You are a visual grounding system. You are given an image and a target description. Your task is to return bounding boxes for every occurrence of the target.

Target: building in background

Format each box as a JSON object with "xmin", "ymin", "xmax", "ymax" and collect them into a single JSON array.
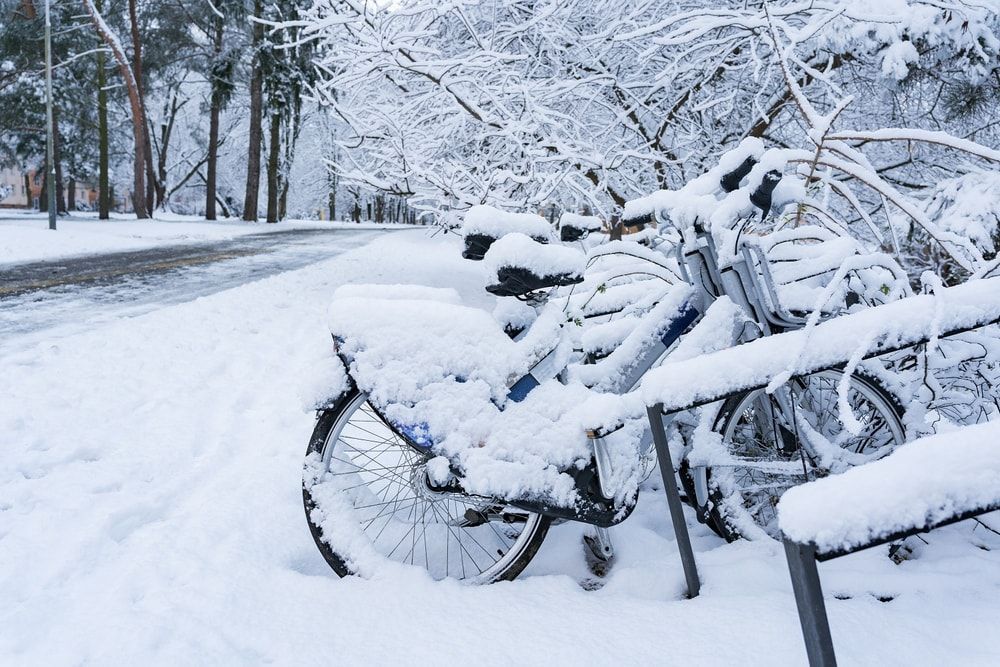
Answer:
[
  {"xmin": 1, "ymin": 165, "xmax": 100, "ymax": 211},
  {"xmin": 0, "ymin": 166, "xmax": 31, "ymax": 208}
]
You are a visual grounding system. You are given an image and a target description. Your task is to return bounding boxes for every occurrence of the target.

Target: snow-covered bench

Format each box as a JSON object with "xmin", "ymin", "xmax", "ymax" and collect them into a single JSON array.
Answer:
[
  {"xmin": 777, "ymin": 422, "xmax": 1000, "ymax": 666},
  {"xmin": 633, "ymin": 276, "xmax": 1000, "ymax": 601}
]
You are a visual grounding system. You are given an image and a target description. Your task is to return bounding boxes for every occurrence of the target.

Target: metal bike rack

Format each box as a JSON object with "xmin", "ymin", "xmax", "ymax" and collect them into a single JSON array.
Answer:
[
  {"xmin": 782, "ymin": 498, "xmax": 1000, "ymax": 667},
  {"xmin": 647, "ymin": 404, "xmax": 701, "ymax": 598},
  {"xmin": 638, "ymin": 297, "xmax": 1000, "ymax": 607},
  {"xmin": 782, "ymin": 540, "xmax": 836, "ymax": 666}
]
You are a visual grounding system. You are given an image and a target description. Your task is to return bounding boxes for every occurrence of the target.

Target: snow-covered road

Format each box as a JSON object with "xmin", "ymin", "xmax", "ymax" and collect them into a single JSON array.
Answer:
[
  {"xmin": 0, "ymin": 228, "xmax": 386, "ymax": 355},
  {"xmin": 2, "ymin": 232, "xmax": 999, "ymax": 665}
]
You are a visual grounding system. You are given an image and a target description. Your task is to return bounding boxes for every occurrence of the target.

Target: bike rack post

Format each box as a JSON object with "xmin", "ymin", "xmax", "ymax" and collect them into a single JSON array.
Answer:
[
  {"xmin": 647, "ymin": 404, "xmax": 700, "ymax": 598},
  {"xmin": 783, "ymin": 539, "xmax": 836, "ymax": 667}
]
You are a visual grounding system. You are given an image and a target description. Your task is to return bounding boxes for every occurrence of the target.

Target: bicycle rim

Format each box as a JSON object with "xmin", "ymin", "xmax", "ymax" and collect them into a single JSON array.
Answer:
[
  {"xmin": 715, "ymin": 369, "xmax": 905, "ymax": 538},
  {"xmin": 311, "ymin": 391, "xmax": 548, "ymax": 583}
]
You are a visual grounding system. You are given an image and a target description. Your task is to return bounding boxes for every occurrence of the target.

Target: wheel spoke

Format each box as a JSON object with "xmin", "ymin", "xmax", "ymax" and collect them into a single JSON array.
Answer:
[
  {"xmin": 715, "ymin": 370, "xmax": 903, "ymax": 539},
  {"xmin": 312, "ymin": 393, "xmax": 540, "ymax": 582}
]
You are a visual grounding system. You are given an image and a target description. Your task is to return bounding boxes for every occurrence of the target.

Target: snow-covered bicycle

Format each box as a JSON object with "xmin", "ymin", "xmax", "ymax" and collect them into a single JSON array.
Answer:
[{"xmin": 303, "ymin": 145, "xmax": 915, "ymax": 582}]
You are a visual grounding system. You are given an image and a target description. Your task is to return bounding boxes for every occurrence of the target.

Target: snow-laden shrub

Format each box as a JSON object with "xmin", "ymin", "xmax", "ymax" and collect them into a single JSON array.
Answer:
[{"xmin": 925, "ymin": 172, "xmax": 1000, "ymax": 260}]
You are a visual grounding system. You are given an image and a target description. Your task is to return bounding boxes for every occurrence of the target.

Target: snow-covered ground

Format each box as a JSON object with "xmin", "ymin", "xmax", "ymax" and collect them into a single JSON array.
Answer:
[
  {"xmin": 2, "ymin": 232, "xmax": 999, "ymax": 665},
  {"xmin": 0, "ymin": 210, "xmax": 413, "ymax": 265}
]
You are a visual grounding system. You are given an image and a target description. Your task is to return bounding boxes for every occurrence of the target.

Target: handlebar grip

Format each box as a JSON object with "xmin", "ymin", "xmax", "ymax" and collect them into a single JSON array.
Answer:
[{"xmin": 720, "ymin": 156, "xmax": 757, "ymax": 193}]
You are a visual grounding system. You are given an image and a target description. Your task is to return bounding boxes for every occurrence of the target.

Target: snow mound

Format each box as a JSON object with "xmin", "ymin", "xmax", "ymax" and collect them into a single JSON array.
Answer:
[
  {"xmin": 493, "ymin": 297, "xmax": 536, "ymax": 332},
  {"xmin": 779, "ymin": 420, "xmax": 1000, "ymax": 552},
  {"xmin": 329, "ymin": 295, "xmax": 523, "ymax": 404},
  {"xmin": 581, "ymin": 315, "xmax": 640, "ymax": 357},
  {"xmin": 462, "ymin": 204, "xmax": 552, "ymax": 239}
]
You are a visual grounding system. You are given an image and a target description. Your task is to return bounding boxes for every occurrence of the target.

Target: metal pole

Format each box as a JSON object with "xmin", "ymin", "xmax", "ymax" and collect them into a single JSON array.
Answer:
[
  {"xmin": 647, "ymin": 404, "xmax": 701, "ymax": 598},
  {"xmin": 44, "ymin": 0, "xmax": 57, "ymax": 230},
  {"xmin": 783, "ymin": 539, "xmax": 837, "ymax": 666}
]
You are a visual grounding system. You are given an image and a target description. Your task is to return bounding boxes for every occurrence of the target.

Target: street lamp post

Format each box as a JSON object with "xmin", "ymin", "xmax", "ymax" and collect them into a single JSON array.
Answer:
[{"xmin": 44, "ymin": 0, "xmax": 57, "ymax": 231}]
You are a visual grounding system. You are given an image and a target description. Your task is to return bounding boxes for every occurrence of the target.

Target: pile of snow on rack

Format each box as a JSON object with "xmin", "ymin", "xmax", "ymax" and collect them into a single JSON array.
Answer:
[{"xmin": 779, "ymin": 420, "xmax": 1000, "ymax": 553}]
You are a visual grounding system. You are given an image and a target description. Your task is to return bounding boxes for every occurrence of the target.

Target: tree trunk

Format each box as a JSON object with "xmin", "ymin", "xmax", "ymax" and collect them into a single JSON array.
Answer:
[
  {"xmin": 82, "ymin": 0, "xmax": 148, "ymax": 219},
  {"xmin": 97, "ymin": 1, "xmax": 110, "ymax": 220},
  {"xmin": 23, "ymin": 173, "xmax": 31, "ymax": 210},
  {"xmin": 266, "ymin": 111, "xmax": 280, "ymax": 223},
  {"xmin": 242, "ymin": 0, "xmax": 264, "ymax": 222},
  {"xmin": 128, "ymin": 0, "xmax": 155, "ymax": 214},
  {"xmin": 155, "ymin": 92, "xmax": 181, "ymax": 210},
  {"xmin": 205, "ymin": 13, "xmax": 224, "ymax": 220},
  {"xmin": 144, "ymin": 130, "xmax": 155, "ymax": 211},
  {"xmin": 39, "ymin": 159, "xmax": 48, "ymax": 212},
  {"xmin": 278, "ymin": 181, "xmax": 289, "ymax": 221},
  {"xmin": 328, "ymin": 177, "xmax": 336, "ymax": 221},
  {"xmin": 68, "ymin": 177, "xmax": 76, "ymax": 211},
  {"xmin": 205, "ymin": 98, "xmax": 221, "ymax": 219},
  {"xmin": 277, "ymin": 96, "xmax": 302, "ymax": 222},
  {"xmin": 53, "ymin": 107, "xmax": 66, "ymax": 214},
  {"xmin": 277, "ymin": 120, "xmax": 292, "ymax": 222}
]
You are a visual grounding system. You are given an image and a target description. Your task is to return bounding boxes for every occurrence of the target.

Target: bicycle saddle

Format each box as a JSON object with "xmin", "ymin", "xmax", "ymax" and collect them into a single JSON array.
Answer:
[
  {"xmin": 462, "ymin": 233, "xmax": 500, "ymax": 260},
  {"xmin": 560, "ymin": 225, "xmax": 588, "ymax": 242},
  {"xmin": 483, "ymin": 232, "xmax": 586, "ymax": 297},
  {"xmin": 461, "ymin": 205, "xmax": 553, "ymax": 260},
  {"xmin": 486, "ymin": 266, "xmax": 584, "ymax": 297},
  {"xmin": 462, "ymin": 232, "xmax": 551, "ymax": 260},
  {"xmin": 559, "ymin": 213, "xmax": 602, "ymax": 242}
]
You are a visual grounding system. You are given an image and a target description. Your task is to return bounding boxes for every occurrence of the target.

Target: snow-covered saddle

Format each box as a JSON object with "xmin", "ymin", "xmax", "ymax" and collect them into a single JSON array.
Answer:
[
  {"xmin": 328, "ymin": 284, "xmax": 528, "ymax": 405},
  {"xmin": 460, "ymin": 205, "xmax": 553, "ymax": 260},
  {"xmin": 483, "ymin": 233, "xmax": 586, "ymax": 297},
  {"xmin": 559, "ymin": 212, "xmax": 603, "ymax": 242}
]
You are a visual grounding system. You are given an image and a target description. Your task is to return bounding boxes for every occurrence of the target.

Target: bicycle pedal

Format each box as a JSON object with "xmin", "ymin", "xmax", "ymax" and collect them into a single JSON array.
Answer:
[
  {"xmin": 583, "ymin": 532, "xmax": 614, "ymax": 559},
  {"xmin": 582, "ymin": 532, "xmax": 615, "ymax": 578},
  {"xmin": 888, "ymin": 540, "xmax": 916, "ymax": 564}
]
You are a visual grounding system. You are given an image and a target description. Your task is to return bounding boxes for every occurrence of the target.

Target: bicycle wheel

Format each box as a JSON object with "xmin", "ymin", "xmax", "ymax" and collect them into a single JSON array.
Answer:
[
  {"xmin": 700, "ymin": 369, "xmax": 905, "ymax": 541},
  {"xmin": 303, "ymin": 387, "xmax": 551, "ymax": 583}
]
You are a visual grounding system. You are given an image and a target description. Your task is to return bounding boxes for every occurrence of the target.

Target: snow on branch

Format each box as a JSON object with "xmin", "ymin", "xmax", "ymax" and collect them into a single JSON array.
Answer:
[{"xmin": 827, "ymin": 129, "xmax": 1000, "ymax": 164}]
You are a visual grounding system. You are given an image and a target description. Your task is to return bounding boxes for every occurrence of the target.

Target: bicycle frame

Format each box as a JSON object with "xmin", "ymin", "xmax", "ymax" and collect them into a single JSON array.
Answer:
[
  {"xmin": 351, "ymin": 215, "xmax": 894, "ymax": 527},
  {"xmin": 495, "ymin": 222, "xmax": 781, "ymax": 518},
  {"xmin": 583, "ymin": 220, "xmax": 878, "ymax": 516}
]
